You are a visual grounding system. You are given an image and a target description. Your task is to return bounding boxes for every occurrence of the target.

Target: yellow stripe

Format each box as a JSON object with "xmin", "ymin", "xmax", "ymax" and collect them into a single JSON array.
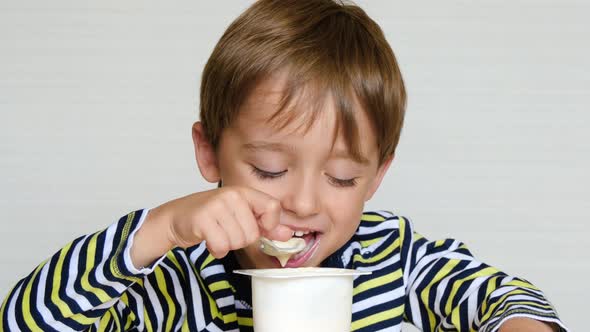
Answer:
[
  {"xmin": 360, "ymin": 214, "xmax": 386, "ymax": 222},
  {"xmin": 353, "ymin": 237, "xmax": 399, "ymax": 264},
  {"xmin": 493, "ymin": 300, "xmax": 553, "ymax": 317},
  {"xmin": 420, "ymin": 259, "xmax": 461, "ymax": 329},
  {"xmin": 190, "ymin": 258, "xmax": 222, "ymax": 320},
  {"xmin": 238, "ymin": 316, "xmax": 253, "ymax": 326},
  {"xmin": 504, "ymin": 279, "xmax": 540, "ymax": 291},
  {"xmin": 350, "ymin": 306, "xmax": 404, "ymax": 331},
  {"xmin": 109, "ymin": 307, "xmax": 122, "ymax": 331},
  {"xmin": 444, "ymin": 266, "xmax": 498, "ymax": 314},
  {"xmin": 181, "ymin": 318, "xmax": 191, "ymax": 332},
  {"xmin": 110, "ymin": 212, "xmax": 141, "ymax": 283},
  {"xmin": 80, "ymin": 232, "xmax": 111, "ymax": 303},
  {"xmin": 353, "ymin": 269, "xmax": 402, "ymax": 296},
  {"xmin": 201, "ymin": 254, "xmax": 215, "ymax": 270},
  {"xmin": 154, "ymin": 268, "xmax": 176, "ymax": 332},
  {"xmin": 398, "ymin": 216, "xmax": 406, "ymax": 235},
  {"xmin": 480, "ymin": 289, "xmax": 529, "ymax": 322},
  {"xmin": 97, "ymin": 310, "xmax": 111, "ymax": 332},
  {"xmin": 208, "ymin": 280, "xmax": 233, "ymax": 293},
  {"xmin": 434, "ymin": 239, "xmax": 447, "ymax": 248},
  {"xmin": 119, "ymin": 293, "xmax": 137, "ymax": 330},
  {"xmin": 479, "ymin": 275, "xmax": 500, "ymax": 315},
  {"xmin": 0, "ymin": 282, "xmax": 20, "ymax": 324},
  {"xmin": 143, "ymin": 303, "xmax": 154, "ymax": 332},
  {"xmin": 49, "ymin": 242, "xmax": 95, "ymax": 325},
  {"xmin": 359, "ymin": 237, "xmax": 382, "ymax": 248},
  {"xmin": 223, "ymin": 312, "xmax": 238, "ymax": 324},
  {"xmin": 166, "ymin": 251, "xmax": 186, "ymax": 279},
  {"xmin": 21, "ymin": 263, "xmax": 45, "ymax": 331}
]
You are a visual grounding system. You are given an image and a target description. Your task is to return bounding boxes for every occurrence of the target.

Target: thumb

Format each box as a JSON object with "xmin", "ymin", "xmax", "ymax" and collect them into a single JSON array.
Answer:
[{"xmin": 263, "ymin": 224, "xmax": 293, "ymax": 242}]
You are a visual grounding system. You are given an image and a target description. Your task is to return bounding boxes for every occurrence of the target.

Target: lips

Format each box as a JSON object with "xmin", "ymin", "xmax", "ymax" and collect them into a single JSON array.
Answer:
[{"xmin": 280, "ymin": 232, "xmax": 320, "ymax": 268}]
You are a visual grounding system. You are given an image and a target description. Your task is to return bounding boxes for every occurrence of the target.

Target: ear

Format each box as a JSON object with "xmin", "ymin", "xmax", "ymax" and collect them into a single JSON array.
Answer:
[
  {"xmin": 192, "ymin": 121, "xmax": 221, "ymax": 183},
  {"xmin": 364, "ymin": 154, "xmax": 394, "ymax": 202}
]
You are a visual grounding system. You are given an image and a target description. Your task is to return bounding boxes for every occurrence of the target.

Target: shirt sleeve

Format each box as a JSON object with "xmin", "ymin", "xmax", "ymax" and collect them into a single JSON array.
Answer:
[
  {"xmin": 0, "ymin": 209, "xmax": 167, "ymax": 331},
  {"xmin": 398, "ymin": 216, "xmax": 568, "ymax": 332}
]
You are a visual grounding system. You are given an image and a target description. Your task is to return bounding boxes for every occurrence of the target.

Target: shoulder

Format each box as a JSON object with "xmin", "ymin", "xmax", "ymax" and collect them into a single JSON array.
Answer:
[
  {"xmin": 356, "ymin": 210, "xmax": 414, "ymax": 244},
  {"xmin": 332, "ymin": 210, "xmax": 415, "ymax": 268}
]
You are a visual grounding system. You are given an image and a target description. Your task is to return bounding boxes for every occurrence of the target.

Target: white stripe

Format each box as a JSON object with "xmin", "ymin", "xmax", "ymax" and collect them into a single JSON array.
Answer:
[
  {"xmin": 491, "ymin": 294, "xmax": 555, "ymax": 315},
  {"xmin": 93, "ymin": 223, "xmax": 128, "ymax": 293},
  {"xmin": 127, "ymin": 287, "xmax": 146, "ymax": 331},
  {"xmin": 122, "ymin": 209, "xmax": 169, "ymax": 275},
  {"xmin": 372, "ymin": 210, "xmax": 396, "ymax": 219},
  {"xmin": 205, "ymin": 321, "xmax": 225, "ymax": 332},
  {"xmin": 402, "ymin": 218, "xmax": 414, "ymax": 298},
  {"xmin": 432, "ymin": 260, "xmax": 482, "ymax": 318},
  {"xmin": 356, "ymin": 252, "xmax": 401, "ymax": 273},
  {"xmin": 407, "ymin": 242, "xmax": 453, "ymax": 329},
  {"xmin": 6, "ymin": 283, "xmax": 23, "ymax": 331},
  {"xmin": 407, "ymin": 239, "xmax": 462, "ymax": 290},
  {"xmin": 357, "ymin": 219, "xmax": 397, "ymax": 235},
  {"xmin": 216, "ymin": 295, "xmax": 235, "ymax": 308},
  {"xmin": 340, "ymin": 233, "xmax": 398, "ymax": 269},
  {"xmin": 352, "ymin": 286, "xmax": 405, "ymax": 313},
  {"xmin": 487, "ymin": 285, "xmax": 517, "ymax": 300},
  {"xmin": 481, "ymin": 313, "xmax": 568, "ymax": 332},
  {"xmin": 34, "ymin": 263, "xmax": 75, "ymax": 330},
  {"xmin": 94, "ymin": 298, "xmax": 118, "ymax": 310},
  {"xmin": 161, "ymin": 262, "xmax": 188, "ymax": 332},
  {"xmin": 201, "ymin": 264, "xmax": 225, "ymax": 279},
  {"xmin": 143, "ymin": 278, "xmax": 164, "ymax": 332},
  {"xmin": 179, "ymin": 252, "xmax": 207, "ymax": 330},
  {"xmin": 407, "ymin": 287, "xmax": 423, "ymax": 330},
  {"xmin": 466, "ymin": 281, "xmax": 481, "ymax": 327},
  {"xmin": 66, "ymin": 234, "xmax": 94, "ymax": 311},
  {"xmin": 189, "ymin": 243, "xmax": 208, "ymax": 264},
  {"xmin": 235, "ymin": 299, "xmax": 251, "ymax": 310},
  {"xmin": 373, "ymin": 325, "xmax": 402, "ymax": 332}
]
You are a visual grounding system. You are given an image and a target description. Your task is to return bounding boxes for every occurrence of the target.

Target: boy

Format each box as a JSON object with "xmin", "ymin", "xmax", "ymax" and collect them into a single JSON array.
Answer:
[{"xmin": 1, "ymin": 0, "xmax": 567, "ymax": 331}]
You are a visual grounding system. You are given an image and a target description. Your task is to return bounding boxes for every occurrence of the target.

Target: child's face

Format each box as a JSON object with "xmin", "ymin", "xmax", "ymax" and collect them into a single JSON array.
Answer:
[{"xmin": 194, "ymin": 75, "xmax": 392, "ymax": 269}]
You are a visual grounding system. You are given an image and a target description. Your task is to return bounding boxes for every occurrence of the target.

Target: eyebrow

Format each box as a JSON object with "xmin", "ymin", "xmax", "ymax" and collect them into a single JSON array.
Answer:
[
  {"xmin": 332, "ymin": 148, "xmax": 370, "ymax": 165},
  {"xmin": 242, "ymin": 141, "xmax": 370, "ymax": 165},
  {"xmin": 242, "ymin": 142, "xmax": 294, "ymax": 153}
]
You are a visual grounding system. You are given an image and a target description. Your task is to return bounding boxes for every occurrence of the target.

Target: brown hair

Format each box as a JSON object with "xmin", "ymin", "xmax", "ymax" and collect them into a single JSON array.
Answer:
[{"xmin": 200, "ymin": 0, "xmax": 406, "ymax": 165}]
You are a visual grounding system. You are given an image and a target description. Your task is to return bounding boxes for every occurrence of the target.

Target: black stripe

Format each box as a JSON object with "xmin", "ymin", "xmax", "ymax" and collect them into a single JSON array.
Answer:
[
  {"xmin": 56, "ymin": 236, "xmax": 85, "ymax": 315},
  {"xmin": 71, "ymin": 235, "xmax": 102, "ymax": 307},
  {"xmin": 159, "ymin": 262, "xmax": 183, "ymax": 329},
  {"xmin": 43, "ymin": 246, "xmax": 85, "ymax": 331}
]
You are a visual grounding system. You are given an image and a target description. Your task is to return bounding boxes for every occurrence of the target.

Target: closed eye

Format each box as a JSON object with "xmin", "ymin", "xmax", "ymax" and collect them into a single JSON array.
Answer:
[
  {"xmin": 250, "ymin": 165, "xmax": 287, "ymax": 180},
  {"xmin": 328, "ymin": 176, "xmax": 357, "ymax": 187}
]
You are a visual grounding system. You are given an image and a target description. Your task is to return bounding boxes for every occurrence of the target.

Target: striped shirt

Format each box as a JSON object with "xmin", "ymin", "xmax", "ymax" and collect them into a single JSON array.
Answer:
[{"xmin": 1, "ymin": 209, "xmax": 567, "ymax": 331}]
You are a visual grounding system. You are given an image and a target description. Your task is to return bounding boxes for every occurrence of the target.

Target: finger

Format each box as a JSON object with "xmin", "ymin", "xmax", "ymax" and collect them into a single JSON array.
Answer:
[
  {"xmin": 231, "ymin": 196, "xmax": 260, "ymax": 245},
  {"xmin": 216, "ymin": 209, "xmax": 247, "ymax": 250},
  {"xmin": 263, "ymin": 224, "xmax": 294, "ymax": 242},
  {"xmin": 200, "ymin": 218, "xmax": 231, "ymax": 259},
  {"xmin": 238, "ymin": 187, "xmax": 282, "ymax": 232}
]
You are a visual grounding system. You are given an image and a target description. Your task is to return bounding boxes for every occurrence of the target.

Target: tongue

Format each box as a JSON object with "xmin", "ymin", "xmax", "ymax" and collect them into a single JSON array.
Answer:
[{"xmin": 289, "ymin": 232, "xmax": 315, "ymax": 261}]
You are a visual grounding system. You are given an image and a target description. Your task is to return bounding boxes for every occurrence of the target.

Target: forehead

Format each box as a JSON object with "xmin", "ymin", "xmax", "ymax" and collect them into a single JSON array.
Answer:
[{"xmin": 232, "ymin": 73, "xmax": 377, "ymax": 163}]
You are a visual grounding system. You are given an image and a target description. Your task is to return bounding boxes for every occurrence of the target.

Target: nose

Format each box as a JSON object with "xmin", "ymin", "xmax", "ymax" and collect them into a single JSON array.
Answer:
[{"xmin": 282, "ymin": 176, "xmax": 320, "ymax": 218}]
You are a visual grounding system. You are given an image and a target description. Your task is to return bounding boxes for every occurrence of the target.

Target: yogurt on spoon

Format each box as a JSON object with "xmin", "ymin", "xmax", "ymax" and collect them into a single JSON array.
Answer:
[{"xmin": 259, "ymin": 237, "xmax": 306, "ymax": 267}]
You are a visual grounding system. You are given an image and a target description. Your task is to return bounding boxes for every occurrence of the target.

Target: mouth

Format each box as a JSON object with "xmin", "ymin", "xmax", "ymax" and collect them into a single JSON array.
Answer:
[{"xmin": 276, "ymin": 231, "xmax": 321, "ymax": 268}]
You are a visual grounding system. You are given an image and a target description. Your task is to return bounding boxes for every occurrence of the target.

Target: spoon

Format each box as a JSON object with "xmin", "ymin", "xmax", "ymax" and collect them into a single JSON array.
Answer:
[{"xmin": 259, "ymin": 237, "xmax": 306, "ymax": 267}]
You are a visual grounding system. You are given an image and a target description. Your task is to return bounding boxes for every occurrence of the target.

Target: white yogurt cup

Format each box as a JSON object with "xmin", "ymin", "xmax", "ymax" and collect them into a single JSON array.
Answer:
[{"xmin": 234, "ymin": 267, "xmax": 370, "ymax": 332}]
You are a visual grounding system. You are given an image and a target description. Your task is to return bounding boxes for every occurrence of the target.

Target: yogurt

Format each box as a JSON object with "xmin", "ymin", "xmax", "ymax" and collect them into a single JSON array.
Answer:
[{"xmin": 235, "ymin": 268, "xmax": 371, "ymax": 332}]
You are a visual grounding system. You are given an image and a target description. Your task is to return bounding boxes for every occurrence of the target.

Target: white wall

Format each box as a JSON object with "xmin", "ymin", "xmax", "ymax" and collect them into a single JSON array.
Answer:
[{"xmin": 0, "ymin": 1, "xmax": 587, "ymax": 330}]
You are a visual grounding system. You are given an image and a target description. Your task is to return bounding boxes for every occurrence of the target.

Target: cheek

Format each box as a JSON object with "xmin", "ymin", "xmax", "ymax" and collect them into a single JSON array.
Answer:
[{"xmin": 326, "ymin": 192, "xmax": 366, "ymax": 235}]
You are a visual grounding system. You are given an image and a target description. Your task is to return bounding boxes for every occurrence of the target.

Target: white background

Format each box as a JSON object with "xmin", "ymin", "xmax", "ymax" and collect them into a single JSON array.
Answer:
[{"xmin": 0, "ymin": 1, "xmax": 588, "ymax": 330}]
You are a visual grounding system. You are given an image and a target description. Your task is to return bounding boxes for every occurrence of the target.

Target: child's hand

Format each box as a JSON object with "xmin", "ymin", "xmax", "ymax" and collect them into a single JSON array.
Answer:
[{"xmin": 131, "ymin": 187, "xmax": 294, "ymax": 268}]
